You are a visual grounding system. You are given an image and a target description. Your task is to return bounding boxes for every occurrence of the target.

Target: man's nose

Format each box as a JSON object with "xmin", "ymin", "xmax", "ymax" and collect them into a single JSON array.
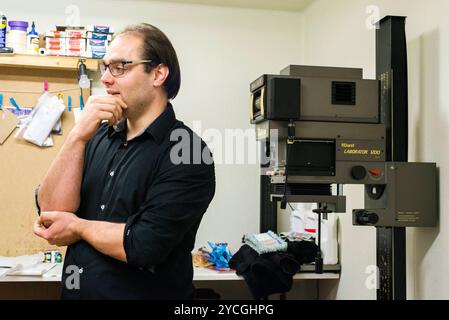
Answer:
[{"xmin": 101, "ymin": 68, "xmax": 115, "ymax": 86}]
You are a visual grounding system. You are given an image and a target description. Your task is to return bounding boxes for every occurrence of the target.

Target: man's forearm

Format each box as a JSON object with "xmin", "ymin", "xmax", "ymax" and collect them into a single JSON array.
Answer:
[
  {"xmin": 38, "ymin": 133, "xmax": 86, "ymax": 212},
  {"xmin": 75, "ymin": 219, "xmax": 127, "ymax": 262}
]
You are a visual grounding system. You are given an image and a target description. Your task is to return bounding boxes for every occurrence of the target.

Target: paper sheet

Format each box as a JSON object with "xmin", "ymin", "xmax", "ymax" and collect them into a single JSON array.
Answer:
[
  {"xmin": 0, "ymin": 108, "xmax": 19, "ymax": 144},
  {"xmin": 0, "ymin": 252, "xmax": 44, "ymax": 268},
  {"xmin": 5, "ymin": 106, "xmax": 33, "ymax": 128},
  {"xmin": 73, "ymin": 107, "xmax": 83, "ymax": 123},
  {"xmin": 0, "ymin": 252, "xmax": 47, "ymax": 277},
  {"xmin": 23, "ymin": 94, "xmax": 65, "ymax": 146},
  {"xmin": 6, "ymin": 262, "xmax": 57, "ymax": 276}
]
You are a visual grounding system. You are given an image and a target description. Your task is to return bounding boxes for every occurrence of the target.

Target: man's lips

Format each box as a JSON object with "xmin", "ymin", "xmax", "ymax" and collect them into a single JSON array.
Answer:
[{"xmin": 107, "ymin": 89, "xmax": 120, "ymax": 95}]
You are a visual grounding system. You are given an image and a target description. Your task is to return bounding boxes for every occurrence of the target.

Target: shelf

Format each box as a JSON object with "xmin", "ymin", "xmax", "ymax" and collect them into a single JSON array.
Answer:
[
  {"xmin": 0, "ymin": 54, "xmax": 98, "ymax": 72},
  {"xmin": 271, "ymin": 194, "xmax": 347, "ymax": 213},
  {"xmin": 193, "ymin": 266, "xmax": 340, "ymax": 281},
  {"xmin": 0, "ymin": 264, "xmax": 340, "ymax": 283}
]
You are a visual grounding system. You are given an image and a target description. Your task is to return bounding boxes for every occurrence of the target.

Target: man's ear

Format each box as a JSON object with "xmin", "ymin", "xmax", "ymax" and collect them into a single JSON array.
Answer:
[{"xmin": 153, "ymin": 64, "xmax": 169, "ymax": 89}]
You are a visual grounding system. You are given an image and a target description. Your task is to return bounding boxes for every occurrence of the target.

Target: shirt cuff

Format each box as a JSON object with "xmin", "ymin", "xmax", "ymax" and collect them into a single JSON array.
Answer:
[{"xmin": 123, "ymin": 214, "xmax": 155, "ymax": 272}]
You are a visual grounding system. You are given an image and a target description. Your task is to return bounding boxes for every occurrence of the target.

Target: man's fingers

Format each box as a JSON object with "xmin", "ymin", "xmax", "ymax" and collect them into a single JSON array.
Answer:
[
  {"xmin": 33, "ymin": 218, "xmax": 47, "ymax": 238},
  {"xmin": 103, "ymin": 94, "xmax": 128, "ymax": 110},
  {"xmin": 86, "ymin": 95, "xmax": 127, "ymax": 125},
  {"xmin": 104, "ymin": 95, "xmax": 128, "ymax": 110},
  {"xmin": 96, "ymin": 110, "xmax": 117, "ymax": 125},
  {"xmin": 94, "ymin": 105, "xmax": 119, "ymax": 125},
  {"xmin": 90, "ymin": 95, "xmax": 128, "ymax": 110},
  {"xmin": 114, "ymin": 96, "xmax": 128, "ymax": 110},
  {"xmin": 110, "ymin": 104, "xmax": 122, "ymax": 124},
  {"xmin": 93, "ymin": 103, "xmax": 123, "ymax": 125},
  {"xmin": 35, "ymin": 221, "xmax": 56, "ymax": 244},
  {"xmin": 40, "ymin": 211, "xmax": 60, "ymax": 224}
]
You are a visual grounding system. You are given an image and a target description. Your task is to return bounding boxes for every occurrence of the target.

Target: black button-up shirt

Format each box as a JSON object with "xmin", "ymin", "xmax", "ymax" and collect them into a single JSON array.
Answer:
[{"xmin": 61, "ymin": 103, "xmax": 215, "ymax": 299}]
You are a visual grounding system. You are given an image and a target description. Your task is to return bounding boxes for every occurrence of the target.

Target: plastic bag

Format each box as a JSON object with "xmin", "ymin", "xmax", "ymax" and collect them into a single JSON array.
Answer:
[{"xmin": 15, "ymin": 92, "xmax": 65, "ymax": 146}]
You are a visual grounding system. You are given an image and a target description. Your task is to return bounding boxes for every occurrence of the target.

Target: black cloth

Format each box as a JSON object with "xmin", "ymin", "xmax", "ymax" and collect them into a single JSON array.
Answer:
[
  {"xmin": 229, "ymin": 245, "xmax": 301, "ymax": 300},
  {"xmin": 286, "ymin": 239, "xmax": 318, "ymax": 264},
  {"xmin": 60, "ymin": 103, "xmax": 215, "ymax": 299}
]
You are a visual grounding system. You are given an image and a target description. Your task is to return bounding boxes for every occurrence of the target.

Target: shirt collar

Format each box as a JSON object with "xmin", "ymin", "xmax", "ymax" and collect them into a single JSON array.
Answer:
[{"xmin": 108, "ymin": 103, "xmax": 177, "ymax": 144}]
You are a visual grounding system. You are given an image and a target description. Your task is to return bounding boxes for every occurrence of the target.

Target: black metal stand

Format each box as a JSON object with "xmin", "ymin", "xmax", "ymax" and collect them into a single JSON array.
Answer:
[
  {"xmin": 312, "ymin": 206, "xmax": 332, "ymax": 274},
  {"xmin": 376, "ymin": 227, "xmax": 407, "ymax": 300},
  {"xmin": 376, "ymin": 15, "xmax": 408, "ymax": 300},
  {"xmin": 260, "ymin": 174, "xmax": 276, "ymax": 233}
]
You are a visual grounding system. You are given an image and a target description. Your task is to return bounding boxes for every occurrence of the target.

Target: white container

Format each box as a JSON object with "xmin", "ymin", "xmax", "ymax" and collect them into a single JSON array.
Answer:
[
  {"xmin": 319, "ymin": 213, "xmax": 338, "ymax": 265},
  {"xmin": 7, "ymin": 29, "xmax": 27, "ymax": 53}
]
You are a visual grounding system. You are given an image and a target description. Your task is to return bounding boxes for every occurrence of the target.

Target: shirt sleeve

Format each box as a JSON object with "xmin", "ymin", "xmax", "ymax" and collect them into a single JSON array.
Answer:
[{"xmin": 123, "ymin": 140, "xmax": 215, "ymax": 270}]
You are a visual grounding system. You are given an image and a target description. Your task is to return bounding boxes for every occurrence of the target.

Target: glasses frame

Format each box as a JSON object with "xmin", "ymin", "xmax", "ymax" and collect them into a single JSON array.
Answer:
[{"xmin": 100, "ymin": 60, "xmax": 154, "ymax": 77}]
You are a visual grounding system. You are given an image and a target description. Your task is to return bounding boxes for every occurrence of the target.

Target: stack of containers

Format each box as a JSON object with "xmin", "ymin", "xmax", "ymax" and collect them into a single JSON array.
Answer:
[
  {"xmin": 86, "ymin": 25, "xmax": 113, "ymax": 59},
  {"xmin": 45, "ymin": 25, "xmax": 112, "ymax": 58},
  {"xmin": 65, "ymin": 27, "xmax": 86, "ymax": 57},
  {"xmin": 46, "ymin": 27, "xmax": 87, "ymax": 57},
  {"xmin": 45, "ymin": 30, "xmax": 66, "ymax": 56}
]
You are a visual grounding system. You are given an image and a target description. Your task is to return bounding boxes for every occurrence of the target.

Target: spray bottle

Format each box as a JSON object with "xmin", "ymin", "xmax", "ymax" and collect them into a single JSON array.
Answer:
[{"xmin": 0, "ymin": 13, "xmax": 7, "ymax": 49}]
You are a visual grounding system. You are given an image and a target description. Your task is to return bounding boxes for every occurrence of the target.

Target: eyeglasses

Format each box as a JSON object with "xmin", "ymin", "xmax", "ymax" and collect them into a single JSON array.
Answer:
[{"xmin": 100, "ymin": 60, "xmax": 153, "ymax": 77}]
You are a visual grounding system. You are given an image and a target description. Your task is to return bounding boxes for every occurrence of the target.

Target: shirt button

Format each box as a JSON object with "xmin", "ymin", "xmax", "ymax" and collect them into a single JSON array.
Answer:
[
  {"xmin": 100, "ymin": 204, "xmax": 105, "ymax": 211},
  {"xmin": 79, "ymin": 268, "xmax": 83, "ymax": 274},
  {"xmin": 109, "ymin": 171, "xmax": 115, "ymax": 177}
]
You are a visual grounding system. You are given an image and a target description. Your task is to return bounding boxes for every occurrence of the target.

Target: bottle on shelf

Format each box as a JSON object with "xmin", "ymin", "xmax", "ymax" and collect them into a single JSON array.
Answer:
[
  {"xmin": 0, "ymin": 13, "xmax": 7, "ymax": 49},
  {"xmin": 27, "ymin": 21, "xmax": 39, "ymax": 55}
]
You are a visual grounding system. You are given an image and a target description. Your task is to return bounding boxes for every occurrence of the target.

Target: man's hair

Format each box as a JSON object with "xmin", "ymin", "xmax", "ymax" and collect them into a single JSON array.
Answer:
[{"xmin": 118, "ymin": 23, "xmax": 181, "ymax": 100}]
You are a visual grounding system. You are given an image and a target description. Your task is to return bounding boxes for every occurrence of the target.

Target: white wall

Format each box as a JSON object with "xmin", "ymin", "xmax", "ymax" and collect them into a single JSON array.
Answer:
[
  {"xmin": 2, "ymin": 0, "xmax": 304, "ymax": 253},
  {"xmin": 303, "ymin": 0, "xmax": 449, "ymax": 299}
]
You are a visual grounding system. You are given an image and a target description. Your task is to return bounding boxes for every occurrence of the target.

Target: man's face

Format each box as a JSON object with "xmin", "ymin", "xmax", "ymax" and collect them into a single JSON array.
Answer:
[{"xmin": 100, "ymin": 34, "xmax": 154, "ymax": 119}]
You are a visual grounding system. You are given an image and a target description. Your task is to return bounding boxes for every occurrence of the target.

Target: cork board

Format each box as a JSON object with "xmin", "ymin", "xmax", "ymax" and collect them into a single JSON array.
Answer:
[{"xmin": 0, "ymin": 66, "xmax": 91, "ymax": 256}]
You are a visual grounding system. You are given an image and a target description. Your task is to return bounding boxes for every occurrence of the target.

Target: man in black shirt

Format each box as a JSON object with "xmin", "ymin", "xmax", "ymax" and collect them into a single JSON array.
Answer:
[{"xmin": 34, "ymin": 23, "xmax": 215, "ymax": 299}]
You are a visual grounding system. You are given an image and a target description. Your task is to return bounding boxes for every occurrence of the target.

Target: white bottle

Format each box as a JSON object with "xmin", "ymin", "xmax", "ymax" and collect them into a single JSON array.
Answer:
[{"xmin": 319, "ymin": 213, "xmax": 339, "ymax": 265}]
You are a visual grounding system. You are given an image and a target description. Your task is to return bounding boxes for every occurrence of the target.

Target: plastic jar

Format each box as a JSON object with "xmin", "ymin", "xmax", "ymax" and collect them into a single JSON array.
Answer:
[{"xmin": 7, "ymin": 20, "xmax": 28, "ymax": 54}]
